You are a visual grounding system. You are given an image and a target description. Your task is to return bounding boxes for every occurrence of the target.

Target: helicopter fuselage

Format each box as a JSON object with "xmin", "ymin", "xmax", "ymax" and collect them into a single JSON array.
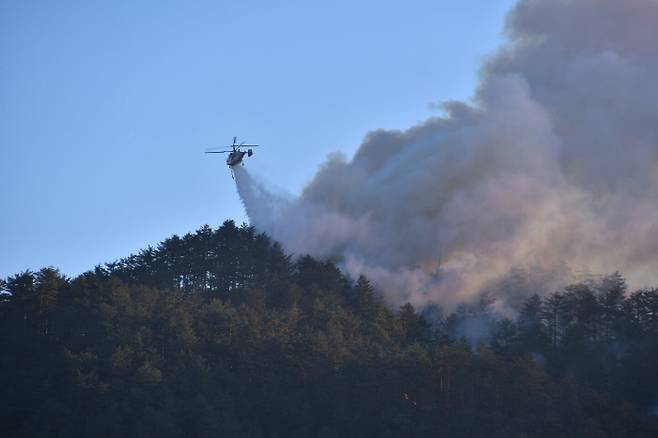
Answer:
[{"xmin": 227, "ymin": 151, "xmax": 247, "ymax": 166}]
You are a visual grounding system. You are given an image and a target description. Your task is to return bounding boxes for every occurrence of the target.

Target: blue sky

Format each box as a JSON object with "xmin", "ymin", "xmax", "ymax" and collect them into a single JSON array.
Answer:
[{"xmin": 1, "ymin": 0, "xmax": 515, "ymax": 278}]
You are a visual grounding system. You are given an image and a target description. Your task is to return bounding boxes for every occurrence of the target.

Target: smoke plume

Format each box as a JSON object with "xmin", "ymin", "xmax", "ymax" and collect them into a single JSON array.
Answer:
[{"xmin": 235, "ymin": 0, "xmax": 658, "ymax": 310}]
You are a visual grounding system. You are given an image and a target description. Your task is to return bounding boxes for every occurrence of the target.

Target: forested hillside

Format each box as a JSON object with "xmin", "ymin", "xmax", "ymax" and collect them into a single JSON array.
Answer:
[{"xmin": 2, "ymin": 221, "xmax": 658, "ymax": 437}]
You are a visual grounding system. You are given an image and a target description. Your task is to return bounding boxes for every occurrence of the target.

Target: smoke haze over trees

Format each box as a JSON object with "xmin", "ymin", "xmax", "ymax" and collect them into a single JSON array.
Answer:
[
  {"xmin": 234, "ymin": 0, "xmax": 658, "ymax": 310},
  {"xmin": 2, "ymin": 222, "xmax": 658, "ymax": 437}
]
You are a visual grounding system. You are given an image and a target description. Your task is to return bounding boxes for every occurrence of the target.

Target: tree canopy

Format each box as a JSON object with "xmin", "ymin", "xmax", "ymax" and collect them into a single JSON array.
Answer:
[{"xmin": 1, "ymin": 221, "xmax": 657, "ymax": 437}]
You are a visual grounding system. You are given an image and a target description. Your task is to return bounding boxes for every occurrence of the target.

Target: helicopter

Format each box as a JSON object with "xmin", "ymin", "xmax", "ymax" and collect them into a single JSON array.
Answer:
[{"xmin": 205, "ymin": 136, "xmax": 259, "ymax": 168}]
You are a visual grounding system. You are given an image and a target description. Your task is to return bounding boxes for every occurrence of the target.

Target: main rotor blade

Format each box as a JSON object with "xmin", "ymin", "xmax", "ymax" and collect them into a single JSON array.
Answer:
[
  {"xmin": 208, "ymin": 145, "xmax": 239, "ymax": 149},
  {"xmin": 205, "ymin": 150, "xmax": 231, "ymax": 154}
]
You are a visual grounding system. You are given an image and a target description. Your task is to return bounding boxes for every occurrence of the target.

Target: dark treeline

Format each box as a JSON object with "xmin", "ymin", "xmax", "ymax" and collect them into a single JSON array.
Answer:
[{"xmin": 1, "ymin": 221, "xmax": 657, "ymax": 437}]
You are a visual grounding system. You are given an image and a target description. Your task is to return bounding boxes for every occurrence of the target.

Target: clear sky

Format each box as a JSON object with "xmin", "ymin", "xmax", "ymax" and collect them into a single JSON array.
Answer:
[{"xmin": 1, "ymin": 0, "xmax": 516, "ymax": 279}]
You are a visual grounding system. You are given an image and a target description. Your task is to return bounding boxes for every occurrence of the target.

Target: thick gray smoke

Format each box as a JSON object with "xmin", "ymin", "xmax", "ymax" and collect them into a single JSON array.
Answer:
[{"xmin": 235, "ymin": 0, "xmax": 658, "ymax": 311}]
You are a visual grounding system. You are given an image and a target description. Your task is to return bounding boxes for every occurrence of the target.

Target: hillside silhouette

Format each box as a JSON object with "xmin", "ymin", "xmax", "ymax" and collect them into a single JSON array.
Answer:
[{"xmin": 2, "ymin": 221, "xmax": 658, "ymax": 437}]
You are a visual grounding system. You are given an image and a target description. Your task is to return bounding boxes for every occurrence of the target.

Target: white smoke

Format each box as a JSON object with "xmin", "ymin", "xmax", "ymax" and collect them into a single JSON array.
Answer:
[{"xmin": 235, "ymin": 0, "xmax": 658, "ymax": 310}]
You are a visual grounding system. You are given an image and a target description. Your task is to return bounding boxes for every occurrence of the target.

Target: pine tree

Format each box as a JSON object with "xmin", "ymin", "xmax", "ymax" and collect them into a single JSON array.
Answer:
[
  {"xmin": 598, "ymin": 272, "xmax": 627, "ymax": 342},
  {"xmin": 517, "ymin": 294, "xmax": 548, "ymax": 352}
]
